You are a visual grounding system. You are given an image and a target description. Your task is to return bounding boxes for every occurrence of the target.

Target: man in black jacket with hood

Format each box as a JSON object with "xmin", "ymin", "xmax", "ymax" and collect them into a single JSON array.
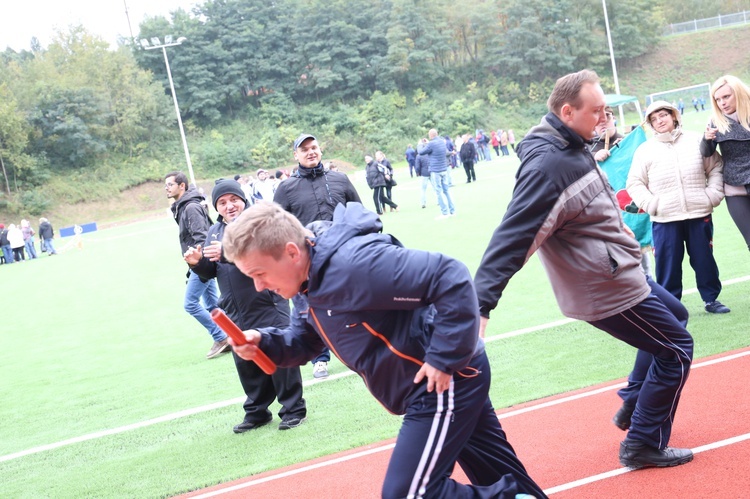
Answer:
[
  {"xmin": 165, "ymin": 171, "xmax": 228, "ymax": 359},
  {"xmin": 185, "ymin": 179, "xmax": 306, "ymax": 432},
  {"xmin": 273, "ymin": 134, "xmax": 362, "ymax": 379}
]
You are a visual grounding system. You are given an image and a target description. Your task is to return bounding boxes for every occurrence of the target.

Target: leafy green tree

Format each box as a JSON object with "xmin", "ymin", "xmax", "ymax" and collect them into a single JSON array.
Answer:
[{"xmin": 0, "ymin": 84, "xmax": 34, "ymax": 193}]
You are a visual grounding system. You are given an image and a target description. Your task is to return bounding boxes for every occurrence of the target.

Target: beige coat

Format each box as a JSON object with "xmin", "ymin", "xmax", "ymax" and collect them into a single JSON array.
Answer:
[{"xmin": 627, "ymin": 129, "xmax": 724, "ymax": 223}]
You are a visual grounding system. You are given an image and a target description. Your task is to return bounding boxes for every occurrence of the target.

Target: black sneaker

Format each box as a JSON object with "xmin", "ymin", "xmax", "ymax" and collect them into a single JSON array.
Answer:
[
  {"xmin": 278, "ymin": 416, "xmax": 307, "ymax": 430},
  {"xmin": 233, "ymin": 416, "xmax": 272, "ymax": 434},
  {"xmin": 612, "ymin": 403, "xmax": 634, "ymax": 431},
  {"xmin": 619, "ymin": 439, "xmax": 693, "ymax": 469},
  {"xmin": 704, "ymin": 301, "xmax": 730, "ymax": 314}
]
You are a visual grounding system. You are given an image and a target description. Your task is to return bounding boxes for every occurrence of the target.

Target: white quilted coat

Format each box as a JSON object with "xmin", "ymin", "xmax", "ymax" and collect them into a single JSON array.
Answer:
[{"xmin": 627, "ymin": 129, "xmax": 724, "ymax": 223}]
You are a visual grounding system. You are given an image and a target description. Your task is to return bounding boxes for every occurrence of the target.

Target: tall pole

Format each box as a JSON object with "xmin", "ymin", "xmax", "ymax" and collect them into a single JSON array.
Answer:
[
  {"xmin": 142, "ymin": 37, "xmax": 196, "ymax": 187},
  {"xmin": 602, "ymin": 0, "xmax": 625, "ymax": 127}
]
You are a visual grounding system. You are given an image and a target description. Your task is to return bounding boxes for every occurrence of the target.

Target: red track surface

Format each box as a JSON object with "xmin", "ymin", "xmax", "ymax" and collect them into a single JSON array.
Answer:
[{"xmin": 181, "ymin": 348, "xmax": 750, "ymax": 498}]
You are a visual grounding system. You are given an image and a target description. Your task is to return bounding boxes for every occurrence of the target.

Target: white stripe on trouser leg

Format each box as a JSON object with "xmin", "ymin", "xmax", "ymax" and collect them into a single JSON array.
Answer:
[{"xmin": 407, "ymin": 380, "xmax": 455, "ymax": 499}]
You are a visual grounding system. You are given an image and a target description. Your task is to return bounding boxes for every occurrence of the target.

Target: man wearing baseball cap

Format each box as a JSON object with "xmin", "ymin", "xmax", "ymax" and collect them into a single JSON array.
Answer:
[
  {"xmin": 273, "ymin": 133, "xmax": 362, "ymax": 379},
  {"xmin": 185, "ymin": 179, "xmax": 307, "ymax": 432}
]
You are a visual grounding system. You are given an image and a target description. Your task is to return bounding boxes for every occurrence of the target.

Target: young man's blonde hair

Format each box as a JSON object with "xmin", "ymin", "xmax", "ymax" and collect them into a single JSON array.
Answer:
[
  {"xmin": 547, "ymin": 69, "xmax": 600, "ymax": 115},
  {"xmin": 709, "ymin": 75, "xmax": 750, "ymax": 133},
  {"xmin": 223, "ymin": 202, "xmax": 308, "ymax": 262}
]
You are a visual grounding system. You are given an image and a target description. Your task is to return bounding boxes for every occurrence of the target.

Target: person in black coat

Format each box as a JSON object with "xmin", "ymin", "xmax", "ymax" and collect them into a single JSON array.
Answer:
[
  {"xmin": 185, "ymin": 179, "xmax": 307, "ymax": 432},
  {"xmin": 459, "ymin": 134, "xmax": 477, "ymax": 183}
]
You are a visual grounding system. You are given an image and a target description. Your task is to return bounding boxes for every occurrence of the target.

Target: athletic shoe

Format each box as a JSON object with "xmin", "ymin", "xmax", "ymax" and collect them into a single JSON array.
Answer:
[
  {"xmin": 612, "ymin": 403, "xmax": 634, "ymax": 431},
  {"xmin": 313, "ymin": 361, "xmax": 329, "ymax": 379},
  {"xmin": 618, "ymin": 439, "xmax": 693, "ymax": 469},
  {"xmin": 233, "ymin": 416, "xmax": 273, "ymax": 434},
  {"xmin": 206, "ymin": 339, "xmax": 231, "ymax": 359},
  {"xmin": 278, "ymin": 416, "xmax": 307, "ymax": 430},
  {"xmin": 704, "ymin": 301, "xmax": 730, "ymax": 314}
]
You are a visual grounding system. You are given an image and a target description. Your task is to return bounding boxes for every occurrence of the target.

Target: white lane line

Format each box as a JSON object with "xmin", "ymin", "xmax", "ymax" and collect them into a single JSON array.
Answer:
[
  {"xmin": 544, "ymin": 431, "xmax": 750, "ymax": 495},
  {"xmin": 176, "ymin": 350, "xmax": 750, "ymax": 498}
]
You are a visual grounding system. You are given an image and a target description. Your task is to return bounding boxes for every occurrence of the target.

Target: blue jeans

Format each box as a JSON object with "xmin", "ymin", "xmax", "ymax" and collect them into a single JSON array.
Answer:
[
  {"xmin": 184, "ymin": 270, "xmax": 225, "ymax": 342},
  {"xmin": 430, "ymin": 171, "xmax": 455, "ymax": 215},
  {"xmin": 1, "ymin": 244, "xmax": 12, "ymax": 263},
  {"xmin": 420, "ymin": 176, "xmax": 431, "ymax": 207},
  {"xmin": 25, "ymin": 238, "xmax": 38, "ymax": 259},
  {"xmin": 43, "ymin": 238, "xmax": 57, "ymax": 254},
  {"xmin": 480, "ymin": 143, "xmax": 492, "ymax": 161}
]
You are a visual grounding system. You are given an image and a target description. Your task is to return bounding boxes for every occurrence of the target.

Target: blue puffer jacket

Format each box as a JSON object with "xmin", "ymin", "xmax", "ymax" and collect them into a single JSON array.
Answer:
[
  {"xmin": 417, "ymin": 137, "xmax": 449, "ymax": 173},
  {"xmin": 258, "ymin": 202, "xmax": 484, "ymax": 415}
]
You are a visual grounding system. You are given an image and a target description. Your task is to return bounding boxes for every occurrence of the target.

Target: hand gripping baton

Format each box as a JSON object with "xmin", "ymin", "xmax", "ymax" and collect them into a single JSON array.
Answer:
[{"xmin": 210, "ymin": 308, "xmax": 277, "ymax": 374}]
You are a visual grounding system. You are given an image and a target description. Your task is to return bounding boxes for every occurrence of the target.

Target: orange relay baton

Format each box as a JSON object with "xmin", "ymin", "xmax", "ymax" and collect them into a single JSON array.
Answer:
[{"xmin": 210, "ymin": 308, "xmax": 277, "ymax": 375}]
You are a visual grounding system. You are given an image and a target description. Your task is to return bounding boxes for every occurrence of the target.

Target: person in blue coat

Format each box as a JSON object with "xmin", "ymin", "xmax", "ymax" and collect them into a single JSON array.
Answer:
[{"xmin": 222, "ymin": 201, "xmax": 546, "ymax": 499}]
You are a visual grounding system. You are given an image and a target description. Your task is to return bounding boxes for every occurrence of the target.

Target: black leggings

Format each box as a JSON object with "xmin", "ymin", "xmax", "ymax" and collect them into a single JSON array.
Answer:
[
  {"xmin": 13, "ymin": 247, "xmax": 25, "ymax": 262},
  {"xmin": 725, "ymin": 195, "xmax": 750, "ymax": 250}
]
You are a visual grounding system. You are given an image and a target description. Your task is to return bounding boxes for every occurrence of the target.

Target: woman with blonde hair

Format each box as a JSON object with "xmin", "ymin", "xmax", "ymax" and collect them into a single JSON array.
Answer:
[{"xmin": 701, "ymin": 75, "xmax": 750, "ymax": 250}]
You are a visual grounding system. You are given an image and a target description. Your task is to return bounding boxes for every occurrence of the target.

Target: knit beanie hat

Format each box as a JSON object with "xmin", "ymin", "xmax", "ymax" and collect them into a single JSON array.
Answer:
[{"xmin": 211, "ymin": 179, "xmax": 247, "ymax": 210}]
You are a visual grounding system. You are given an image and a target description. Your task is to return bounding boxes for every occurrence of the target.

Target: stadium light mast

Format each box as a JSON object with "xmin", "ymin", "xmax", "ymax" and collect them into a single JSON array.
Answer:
[
  {"xmin": 140, "ymin": 36, "xmax": 196, "ymax": 187},
  {"xmin": 602, "ymin": 0, "xmax": 625, "ymax": 127}
]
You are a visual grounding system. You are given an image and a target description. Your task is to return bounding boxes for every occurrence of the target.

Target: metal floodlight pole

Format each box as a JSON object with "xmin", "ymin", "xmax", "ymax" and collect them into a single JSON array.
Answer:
[
  {"xmin": 142, "ymin": 37, "xmax": 196, "ymax": 187},
  {"xmin": 602, "ymin": 0, "xmax": 625, "ymax": 128}
]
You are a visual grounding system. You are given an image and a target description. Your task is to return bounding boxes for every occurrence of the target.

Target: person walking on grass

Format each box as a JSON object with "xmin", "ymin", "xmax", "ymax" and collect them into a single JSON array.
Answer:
[
  {"xmin": 473, "ymin": 69, "xmax": 694, "ymax": 471},
  {"xmin": 185, "ymin": 179, "xmax": 307, "ymax": 433},
  {"xmin": 223, "ymin": 201, "xmax": 546, "ymax": 499},
  {"xmin": 38, "ymin": 217, "xmax": 58, "ymax": 255},
  {"xmin": 165, "ymin": 171, "xmax": 229, "ymax": 360},
  {"xmin": 418, "ymin": 128, "xmax": 456, "ymax": 219}
]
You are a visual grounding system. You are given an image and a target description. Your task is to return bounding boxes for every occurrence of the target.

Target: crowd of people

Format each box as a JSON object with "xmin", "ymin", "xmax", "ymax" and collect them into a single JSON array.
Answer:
[
  {"xmin": 0, "ymin": 217, "xmax": 58, "ymax": 264},
  {"xmin": 155, "ymin": 70, "xmax": 750, "ymax": 497}
]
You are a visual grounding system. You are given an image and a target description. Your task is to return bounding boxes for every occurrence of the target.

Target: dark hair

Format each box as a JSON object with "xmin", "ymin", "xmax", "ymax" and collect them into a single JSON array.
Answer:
[{"xmin": 165, "ymin": 171, "xmax": 189, "ymax": 188}]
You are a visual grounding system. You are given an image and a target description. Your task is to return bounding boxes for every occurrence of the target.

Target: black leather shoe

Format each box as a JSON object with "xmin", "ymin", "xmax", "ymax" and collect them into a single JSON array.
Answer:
[
  {"xmin": 704, "ymin": 301, "xmax": 730, "ymax": 314},
  {"xmin": 278, "ymin": 416, "xmax": 307, "ymax": 430},
  {"xmin": 619, "ymin": 439, "xmax": 693, "ymax": 469},
  {"xmin": 233, "ymin": 416, "xmax": 272, "ymax": 434},
  {"xmin": 612, "ymin": 403, "xmax": 634, "ymax": 431}
]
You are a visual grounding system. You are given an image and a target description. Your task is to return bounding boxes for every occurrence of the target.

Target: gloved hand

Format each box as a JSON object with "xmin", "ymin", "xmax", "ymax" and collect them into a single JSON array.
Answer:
[{"xmin": 624, "ymin": 201, "xmax": 640, "ymax": 214}]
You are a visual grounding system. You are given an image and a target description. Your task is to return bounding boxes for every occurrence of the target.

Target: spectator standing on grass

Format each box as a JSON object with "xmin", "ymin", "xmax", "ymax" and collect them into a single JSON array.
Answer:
[
  {"xmin": 473, "ymin": 69, "xmax": 694, "ymax": 470},
  {"xmin": 0, "ymin": 224, "xmax": 11, "ymax": 264},
  {"xmin": 165, "ymin": 171, "xmax": 229, "ymax": 360},
  {"xmin": 223, "ymin": 201, "xmax": 547, "ymax": 499},
  {"xmin": 38, "ymin": 217, "xmax": 57, "ymax": 255},
  {"xmin": 508, "ymin": 129, "xmax": 517, "ymax": 152},
  {"xmin": 459, "ymin": 133, "xmax": 477, "ymax": 183},
  {"xmin": 252, "ymin": 169, "xmax": 275, "ymax": 202},
  {"xmin": 499, "ymin": 129, "xmax": 510, "ymax": 156},
  {"xmin": 21, "ymin": 219, "xmax": 37, "ymax": 259},
  {"xmin": 185, "ymin": 179, "xmax": 307, "ymax": 433},
  {"xmin": 491, "ymin": 130, "xmax": 500, "ymax": 157},
  {"xmin": 405, "ymin": 144, "xmax": 417, "ymax": 177},
  {"xmin": 274, "ymin": 133, "xmax": 362, "ymax": 379},
  {"xmin": 8, "ymin": 223, "xmax": 25, "ymax": 262},
  {"xmin": 701, "ymin": 75, "xmax": 750, "ymax": 256},
  {"xmin": 418, "ymin": 128, "xmax": 456, "ymax": 219},
  {"xmin": 628, "ymin": 100, "xmax": 728, "ymax": 314},
  {"xmin": 365, "ymin": 155, "xmax": 398, "ymax": 215},
  {"xmin": 414, "ymin": 139, "xmax": 432, "ymax": 209}
]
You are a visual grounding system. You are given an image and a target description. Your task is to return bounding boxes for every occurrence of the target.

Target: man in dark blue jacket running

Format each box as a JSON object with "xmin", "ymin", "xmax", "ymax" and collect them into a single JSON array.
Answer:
[{"xmin": 222, "ymin": 201, "xmax": 545, "ymax": 499}]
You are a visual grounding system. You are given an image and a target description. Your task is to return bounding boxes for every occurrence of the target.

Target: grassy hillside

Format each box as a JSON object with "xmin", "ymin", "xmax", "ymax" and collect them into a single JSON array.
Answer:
[{"xmin": 11, "ymin": 24, "xmax": 750, "ymax": 228}]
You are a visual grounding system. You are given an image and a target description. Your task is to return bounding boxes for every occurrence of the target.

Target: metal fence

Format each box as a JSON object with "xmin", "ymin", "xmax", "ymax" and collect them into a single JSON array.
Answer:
[{"xmin": 665, "ymin": 11, "xmax": 750, "ymax": 36}]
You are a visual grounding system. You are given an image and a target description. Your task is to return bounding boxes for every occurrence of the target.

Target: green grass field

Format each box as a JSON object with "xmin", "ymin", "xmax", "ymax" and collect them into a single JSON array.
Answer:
[{"xmin": 3, "ymin": 116, "xmax": 750, "ymax": 497}]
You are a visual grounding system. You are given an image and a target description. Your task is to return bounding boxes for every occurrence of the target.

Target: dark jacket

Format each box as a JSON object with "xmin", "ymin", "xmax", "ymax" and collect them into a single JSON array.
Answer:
[
  {"xmin": 417, "ymin": 137, "xmax": 449, "ymax": 173},
  {"xmin": 191, "ymin": 217, "xmax": 290, "ymax": 330},
  {"xmin": 38, "ymin": 221, "xmax": 55, "ymax": 240},
  {"xmin": 0, "ymin": 228, "xmax": 8, "ymax": 246},
  {"xmin": 365, "ymin": 160, "xmax": 387, "ymax": 189},
  {"xmin": 258, "ymin": 203, "xmax": 483, "ymax": 415},
  {"xmin": 414, "ymin": 153, "xmax": 430, "ymax": 177},
  {"xmin": 273, "ymin": 163, "xmax": 361, "ymax": 225},
  {"xmin": 405, "ymin": 147, "xmax": 417, "ymax": 165},
  {"xmin": 459, "ymin": 141, "xmax": 477, "ymax": 163},
  {"xmin": 701, "ymin": 116, "xmax": 750, "ymax": 186},
  {"xmin": 170, "ymin": 188, "xmax": 212, "ymax": 256},
  {"xmin": 474, "ymin": 112, "xmax": 649, "ymax": 322}
]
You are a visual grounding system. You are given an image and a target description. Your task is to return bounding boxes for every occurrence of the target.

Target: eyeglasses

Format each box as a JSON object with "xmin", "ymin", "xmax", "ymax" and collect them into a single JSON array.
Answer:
[
  {"xmin": 165, "ymin": 182, "xmax": 177, "ymax": 188},
  {"xmin": 649, "ymin": 111, "xmax": 672, "ymax": 123}
]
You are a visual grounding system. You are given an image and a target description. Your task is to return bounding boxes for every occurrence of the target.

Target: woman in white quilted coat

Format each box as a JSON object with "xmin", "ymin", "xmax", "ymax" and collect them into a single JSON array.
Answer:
[{"xmin": 627, "ymin": 100, "xmax": 729, "ymax": 314}]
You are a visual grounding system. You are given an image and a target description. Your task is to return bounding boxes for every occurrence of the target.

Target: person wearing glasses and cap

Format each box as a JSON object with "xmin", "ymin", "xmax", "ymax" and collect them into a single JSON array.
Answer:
[{"xmin": 273, "ymin": 133, "xmax": 362, "ymax": 379}]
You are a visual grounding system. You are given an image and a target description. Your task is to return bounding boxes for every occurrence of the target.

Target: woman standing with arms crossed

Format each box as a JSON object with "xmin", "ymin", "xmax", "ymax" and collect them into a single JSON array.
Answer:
[{"xmin": 701, "ymin": 75, "xmax": 750, "ymax": 250}]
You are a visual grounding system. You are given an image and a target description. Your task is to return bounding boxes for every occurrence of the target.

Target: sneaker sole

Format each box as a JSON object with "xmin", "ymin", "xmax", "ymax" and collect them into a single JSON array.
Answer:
[
  {"xmin": 278, "ymin": 417, "xmax": 307, "ymax": 430},
  {"xmin": 233, "ymin": 417, "xmax": 273, "ymax": 434},
  {"xmin": 620, "ymin": 452, "xmax": 694, "ymax": 470}
]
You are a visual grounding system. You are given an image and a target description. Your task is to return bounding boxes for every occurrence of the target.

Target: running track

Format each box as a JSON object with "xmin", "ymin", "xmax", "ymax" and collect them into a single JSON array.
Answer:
[{"xmin": 180, "ymin": 348, "xmax": 750, "ymax": 498}]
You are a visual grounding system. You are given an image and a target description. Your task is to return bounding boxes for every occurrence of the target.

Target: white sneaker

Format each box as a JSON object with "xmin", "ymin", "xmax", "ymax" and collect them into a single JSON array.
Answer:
[{"xmin": 313, "ymin": 361, "xmax": 329, "ymax": 379}]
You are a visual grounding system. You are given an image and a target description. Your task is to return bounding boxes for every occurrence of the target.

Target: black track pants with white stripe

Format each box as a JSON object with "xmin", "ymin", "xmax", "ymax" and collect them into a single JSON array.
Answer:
[{"xmin": 382, "ymin": 351, "xmax": 547, "ymax": 499}]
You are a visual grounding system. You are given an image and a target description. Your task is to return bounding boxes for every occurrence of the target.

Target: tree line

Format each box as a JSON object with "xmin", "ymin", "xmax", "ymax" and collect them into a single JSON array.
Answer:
[{"xmin": 0, "ymin": 0, "xmax": 741, "ymax": 215}]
